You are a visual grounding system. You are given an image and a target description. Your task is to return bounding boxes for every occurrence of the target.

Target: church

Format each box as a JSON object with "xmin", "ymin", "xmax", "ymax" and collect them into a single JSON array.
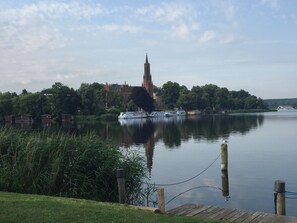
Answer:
[
  {"xmin": 104, "ymin": 54, "xmax": 154, "ymax": 107},
  {"xmin": 142, "ymin": 54, "xmax": 154, "ymax": 98}
]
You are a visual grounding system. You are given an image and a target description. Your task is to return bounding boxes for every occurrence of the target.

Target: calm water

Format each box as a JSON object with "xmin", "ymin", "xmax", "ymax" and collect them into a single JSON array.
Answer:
[
  {"xmin": 112, "ymin": 111, "xmax": 297, "ymax": 216},
  {"xmin": 6, "ymin": 111, "xmax": 297, "ymax": 215}
]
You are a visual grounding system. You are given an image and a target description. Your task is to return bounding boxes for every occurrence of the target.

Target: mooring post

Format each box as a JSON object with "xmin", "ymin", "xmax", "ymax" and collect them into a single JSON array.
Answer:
[
  {"xmin": 274, "ymin": 180, "xmax": 286, "ymax": 215},
  {"xmin": 116, "ymin": 168, "xmax": 126, "ymax": 204},
  {"xmin": 157, "ymin": 188, "xmax": 165, "ymax": 213},
  {"xmin": 221, "ymin": 143, "xmax": 228, "ymax": 171}
]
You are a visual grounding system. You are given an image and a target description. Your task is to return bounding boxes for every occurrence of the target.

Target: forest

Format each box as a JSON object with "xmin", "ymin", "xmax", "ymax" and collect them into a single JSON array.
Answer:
[{"xmin": 0, "ymin": 81, "xmax": 267, "ymax": 119}]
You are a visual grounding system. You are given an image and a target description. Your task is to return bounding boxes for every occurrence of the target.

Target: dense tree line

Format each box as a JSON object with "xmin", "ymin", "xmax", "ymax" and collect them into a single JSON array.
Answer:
[
  {"xmin": 0, "ymin": 81, "xmax": 267, "ymax": 120},
  {"xmin": 158, "ymin": 81, "xmax": 267, "ymax": 112}
]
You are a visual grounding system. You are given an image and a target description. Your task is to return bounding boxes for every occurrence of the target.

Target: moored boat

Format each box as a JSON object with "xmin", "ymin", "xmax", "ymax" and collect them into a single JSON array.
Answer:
[
  {"xmin": 164, "ymin": 111, "xmax": 177, "ymax": 117},
  {"xmin": 118, "ymin": 111, "xmax": 148, "ymax": 119},
  {"xmin": 164, "ymin": 109, "xmax": 186, "ymax": 117},
  {"xmin": 149, "ymin": 111, "xmax": 166, "ymax": 118},
  {"xmin": 176, "ymin": 109, "xmax": 186, "ymax": 116}
]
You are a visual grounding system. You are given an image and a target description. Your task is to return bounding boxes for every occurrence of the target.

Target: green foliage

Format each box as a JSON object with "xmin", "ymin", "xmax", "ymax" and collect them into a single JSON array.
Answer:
[
  {"xmin": 42, "ymin": 82, "xmax": 80, "ymax": 116},
  {"xmin": 161, "ymin": 81, "xmax": 180, "ymax": 109},
  {"xmin": 0, "ymin": 92, "xmax": 18, "ymax": 118},
  {"xmin": 0, "ymin": 128, "xmax": 146, "ymax": 203},
  {"xmin": 77, "ymin": 83, "xmax": 106, "ymax": 115},
  {"xmin": 15, "ymin": 92, "xmax": 50, "ymax": 117},
  {"xmin": 131, "ymin": 87, "xmax": 154, "ymax": 112},
  {"xmin": 0, "ymin": 81, "xmax": 267, "ymax": 120},
  {"xmin": 159, "ymin": 83, "xmax": 267, "ymax": 112}
]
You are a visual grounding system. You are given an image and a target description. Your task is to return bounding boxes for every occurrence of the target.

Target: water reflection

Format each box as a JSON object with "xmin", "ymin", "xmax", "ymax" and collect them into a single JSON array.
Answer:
[
  {"xmin": 221, "ymin": 170, "xmax": 229, "ymax": 200},
  {"xmin": 117, "ymin": 115, "xmax": 264, "ymax": 148},
  {"xmin": 116, "ymin": 115, "xmax": 264, "ymax": 171}
]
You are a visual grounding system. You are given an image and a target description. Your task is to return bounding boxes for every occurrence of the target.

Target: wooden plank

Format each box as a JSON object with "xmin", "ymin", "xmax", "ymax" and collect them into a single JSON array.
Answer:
[
  {"xmin": 246, "ymin": 213, "xmax": 270, "ymax": 223},
  {"xmin": 167, "ymin": 204, "xmax": 197, "ymax": 215},
  {"xmin": 285, "ymin": 216, "xmax": 297, "ymax": 223},
  {"xmin": 257, "ymin": 214, "xmax": 293, "ymax": 223},
  {"xmin": 240, "ymin": 211, "xmax": 266, "ymax": 223},
  {"xmin": 198, "ymin": 206, "xmax": 221, "ymax": 218},
  {"xmin": 168, "ymin": 204, "xmax": 297, "ymax": 223},
  {"xmin": 221, "ymin": 209, "xmax": 242, "ymax": 220},
  {"xmin": 176, "ymin": 204, "xmax": 202, "ymax": 216},
  {"xmin": 234, "ymin": 212, "xmax": 257, "ymax": 223},
  {"xmin": 202, "ymin": 207, "xmax": 226, "ymax": 218},
  {"xmin": 227, "ymin": 210, "xmax": 248, "ymax": 221},
  {"xmin": 215, "ymin": 208, "xmax": 238, "ymax": 220},
  {"xmin": 186, "ymin": 205, "xmax": 212, "ymax": 217},
  {"xmin": 207, "ymin": 207, "xmax": 233, "ymax": 220}
]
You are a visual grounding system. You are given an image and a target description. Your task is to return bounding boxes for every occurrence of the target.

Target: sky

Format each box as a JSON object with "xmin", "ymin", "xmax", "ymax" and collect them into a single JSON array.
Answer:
[{"xmin": 0, "ymin": 0, "xmax": 297, "ymax": 99}]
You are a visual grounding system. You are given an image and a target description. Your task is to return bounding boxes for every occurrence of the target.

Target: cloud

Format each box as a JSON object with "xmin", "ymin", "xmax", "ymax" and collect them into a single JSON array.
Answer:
[
  {"xmin": 174, "ymin": 23, "xmax": 190, "ymax": 39},
  {"xmin": 2, "ymin": 2, "xmax": 105, "ymax": 22},
  {"xmin": 97, "ymin": 24, "xmax": 142, "ymax": 33},
  {"xmin": 135, "ymin": 2, "xmax": 199, "ymax": 39},
  {"xmin": 199, "ymin": 30, "xmax": 216, "ymax": 43},
  {"xmin": 135, "ymin": 3, "xmax": 194, "ymax": 23},
  {"xmin": 261, "ymin": 0, "xmax": 280, "ymax": 8},
  {"xmin": 0, "ymin": 24, "xmax": 68, "ymax": 54}
]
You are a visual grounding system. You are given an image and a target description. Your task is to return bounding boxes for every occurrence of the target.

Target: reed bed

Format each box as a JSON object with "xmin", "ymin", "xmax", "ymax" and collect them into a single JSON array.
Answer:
[{"xmin": 0, "ymin": 127, "xmax": 145, "ymax": 203}]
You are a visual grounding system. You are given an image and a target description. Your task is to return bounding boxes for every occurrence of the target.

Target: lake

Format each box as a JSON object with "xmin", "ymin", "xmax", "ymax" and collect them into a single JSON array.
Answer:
[
  {"xmin": 4, "ymin": 111, "xmax": 297, "ymax": 216},
  {"xmin": 108, "ymin": 111, "xmax": 297, "ymax": 216}
]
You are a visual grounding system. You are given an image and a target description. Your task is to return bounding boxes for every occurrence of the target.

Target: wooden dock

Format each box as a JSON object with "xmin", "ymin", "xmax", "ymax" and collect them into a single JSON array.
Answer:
[{"xmin": 167, "ymin": 204, "xmax": 297, "ymax": 222}]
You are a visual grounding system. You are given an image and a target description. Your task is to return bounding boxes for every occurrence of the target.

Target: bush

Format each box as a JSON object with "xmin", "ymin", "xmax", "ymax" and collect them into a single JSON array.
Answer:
[{"xmin": 0, "ymin": 127, "xmax": 146, "ymax": 203}]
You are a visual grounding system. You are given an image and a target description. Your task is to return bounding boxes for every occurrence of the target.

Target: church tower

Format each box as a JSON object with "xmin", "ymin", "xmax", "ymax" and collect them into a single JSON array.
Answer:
[{"xmin": 142, "ymin": 54, "xmax": 154, "ymax": 98}]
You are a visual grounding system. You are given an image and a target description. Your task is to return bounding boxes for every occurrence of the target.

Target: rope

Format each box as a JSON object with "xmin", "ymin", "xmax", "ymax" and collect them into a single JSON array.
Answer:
[
  {"xmin": 146, "ymin": 152, "xmax": 221, "ymax": 187},
  {"xmin": 166, "ymin": 185, "xmax": 222, "ymax": 205},
  {"xmin": 285, "ymin": 191, "xmax": 297, "ymax": 196},
  {"xmin": 285, "ymin": 197, "xmax": 297, "ymax": 200}
]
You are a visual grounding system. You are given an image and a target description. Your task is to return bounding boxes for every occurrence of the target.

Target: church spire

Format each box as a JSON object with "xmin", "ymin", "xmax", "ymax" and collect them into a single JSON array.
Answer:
[{"xmin": 143, "ymin": 53, "xmax": 153, "ymax": 98}]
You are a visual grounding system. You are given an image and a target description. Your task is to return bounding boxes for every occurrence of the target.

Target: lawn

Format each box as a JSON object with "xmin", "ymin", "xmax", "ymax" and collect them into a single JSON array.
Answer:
[{"xmin": 0, "ymin": 192, "xmax": 227, "ymax": 223}]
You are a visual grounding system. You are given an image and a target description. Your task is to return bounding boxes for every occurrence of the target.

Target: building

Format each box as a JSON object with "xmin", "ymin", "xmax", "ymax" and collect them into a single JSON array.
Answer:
[
  {"xmin": 104, "ymin": 54, "xmax": 154, "ymax": 108},
  {"xmin": 142, "ymin": 54, "xmax": 154, "ymax": 98}
]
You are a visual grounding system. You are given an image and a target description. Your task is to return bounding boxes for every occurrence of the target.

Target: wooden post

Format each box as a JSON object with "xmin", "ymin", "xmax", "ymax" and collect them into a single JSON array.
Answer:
[
  {"xmin": 274, "ymin": 180, "xmax": 286, "ymax": 215},
  {"xmin": 221, "ymin": 143, "xmax": 228, "ymax": 171},
  {"xmin": 116, "ymin": 168, "xmax": 126, "ymax": 204},
  {"xmin": 157, "ymin": 188, "xmax": 165, "ymax": 213}
]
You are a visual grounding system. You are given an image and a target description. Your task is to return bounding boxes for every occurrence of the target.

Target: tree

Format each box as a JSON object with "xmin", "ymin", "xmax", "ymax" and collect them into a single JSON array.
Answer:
[
  {"xmin": 214, "ymin": 87, "xmax": 229, "ymax": 110},
  {"xmin": 161, "ymin": 81, "xmax": 180, "ymax": 109},
  {"xmin": 244, "ymin": 96, "xmax": 258, "ymax": 109},
  {"xmin": 201, "ymin": 84, "xmax": 219, "ymax": 111},
  {"xmin": 0, "ymin": 92, "xmax": 17, "ymax": 118},
  {"xmin": 17, "ymin": 92, "xmax": 50, "ymax": 117},
  {"xmin": 177, "ymin": 86, "xmax": 195, "ymax": 110},
  {"xmin": 42, "ymin": 82, "xmax": 80, "ymax": 116},
  {"xmin": 131, "ymin": 87, "xmax": 154, "ymax": 112},
  {"xmin": 77, "ymin": 83, "xmax": 105, "ymax": 115}
]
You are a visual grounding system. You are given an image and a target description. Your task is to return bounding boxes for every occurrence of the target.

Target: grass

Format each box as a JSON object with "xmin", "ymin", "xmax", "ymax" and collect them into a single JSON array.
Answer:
[
  {"xmin": 0, "ymin": 191, "xmax": 228, "ymax": 223},
  {"xmin": 0, "ymin": 128, "xmax": 145, "ymax": 204}
]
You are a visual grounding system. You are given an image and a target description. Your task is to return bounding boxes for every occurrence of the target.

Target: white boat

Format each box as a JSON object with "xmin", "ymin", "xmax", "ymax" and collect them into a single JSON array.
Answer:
[
  {"xmin": 164, "ymin": 111, "xmax": 177, "ymax": 117},
  {"xmin": 176, "ymin": 109, "xmax": 186, "ymax": 116},
  {"xmin": 118, "ymin": 111, "xmax": 148, "ymax": 119},
  {"xmin": 164, "ymin": 109, "xmax": 186, "ymax": 117},
  {"xmin": 149, "ymin": 111, "xmax": 166, "ymax": 118}
]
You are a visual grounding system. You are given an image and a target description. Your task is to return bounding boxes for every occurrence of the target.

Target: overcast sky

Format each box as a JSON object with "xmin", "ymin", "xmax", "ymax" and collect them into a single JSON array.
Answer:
[{"xmin": 1, "ymin": 0, "xmax": 297, "ymax": 99}]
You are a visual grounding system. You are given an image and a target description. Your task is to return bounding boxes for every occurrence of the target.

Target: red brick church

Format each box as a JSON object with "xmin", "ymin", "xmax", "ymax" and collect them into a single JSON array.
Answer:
[{"xmin": 104, "ymin": 54, "xmax": 154, "ymax": 107}]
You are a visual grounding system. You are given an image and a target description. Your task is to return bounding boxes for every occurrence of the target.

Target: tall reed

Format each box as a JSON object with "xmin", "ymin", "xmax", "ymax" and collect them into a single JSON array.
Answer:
[{"xmin": 0, "ymin": 127, "xmax": 146, "ymax": 203}]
